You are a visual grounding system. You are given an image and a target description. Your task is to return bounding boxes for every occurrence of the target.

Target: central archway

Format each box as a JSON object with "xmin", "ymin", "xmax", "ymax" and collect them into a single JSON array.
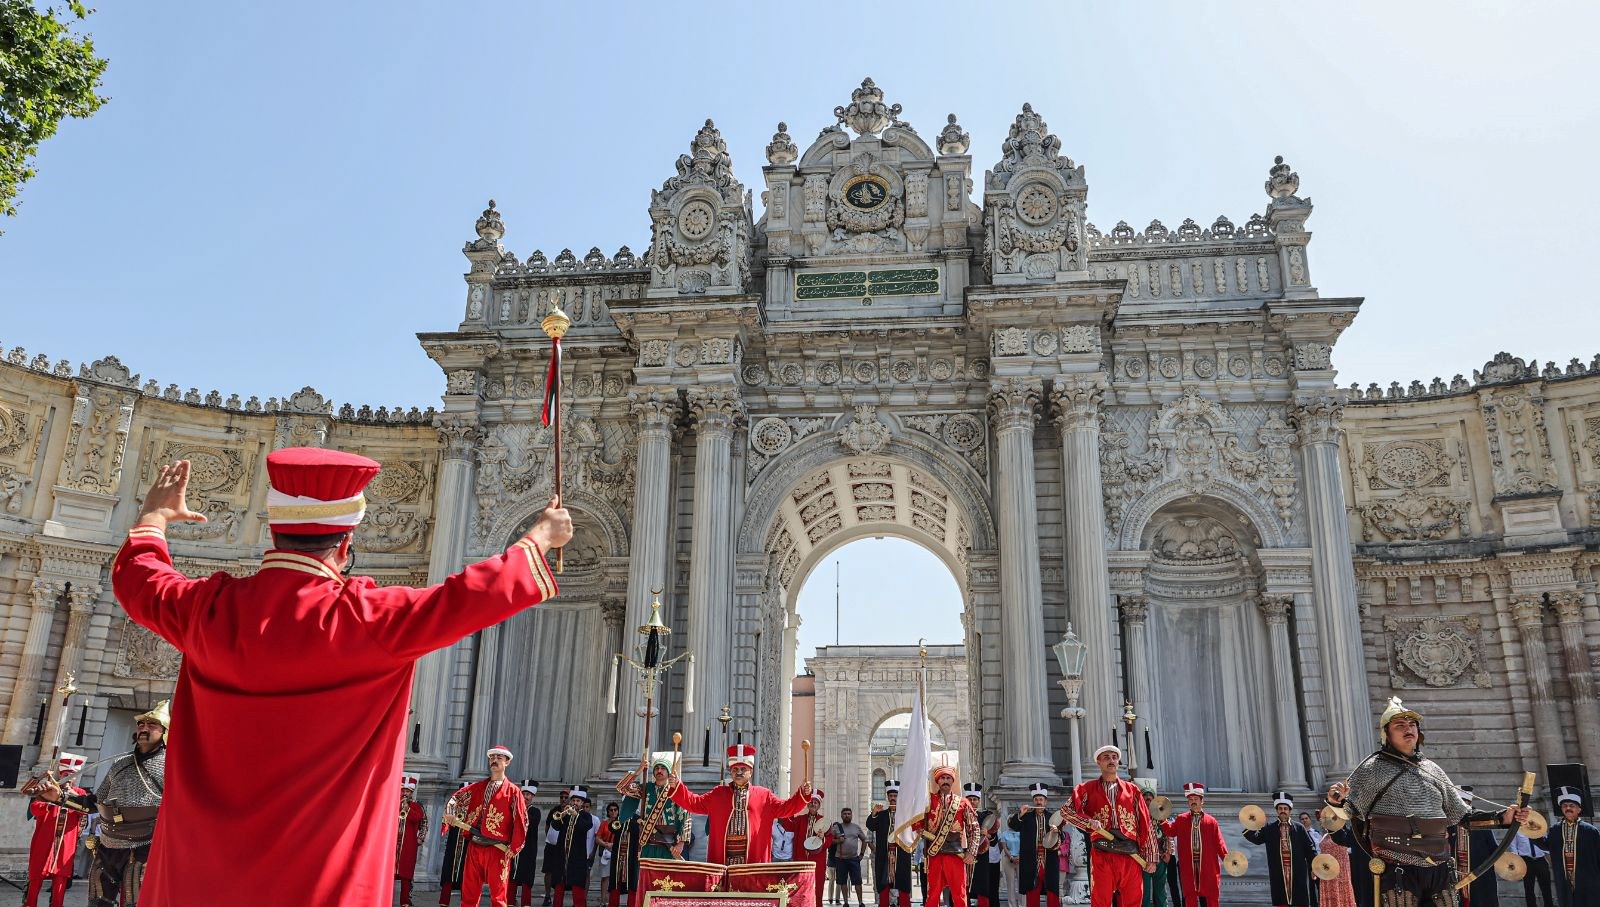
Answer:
[{"xmin": 733, "ymin": 428, "xmax": 1000, "ymax": 790}]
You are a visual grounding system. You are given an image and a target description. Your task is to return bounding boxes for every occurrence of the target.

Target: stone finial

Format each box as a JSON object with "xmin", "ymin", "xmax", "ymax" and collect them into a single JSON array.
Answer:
[
  {"xmin": 1000, "ymin": 103, "xmax": 1064, "ymax": 168},
  {"xmin": 474, "ymin": 199, "xmax": 504, "ymax": 244},
  {"xmin": 937, "ymin": 113, "xmax": 970, "ymax": 155},
  {"xmin": 1265, "ymin": 155, "xmax": 1300, "ymax": 200},
  {"xmin": 834, "ymin": 77, "xmax": 903, "ymax": 137},
  {"xmin": 765, "ymin": 122, "xmax": 798, "ymax": 166}
]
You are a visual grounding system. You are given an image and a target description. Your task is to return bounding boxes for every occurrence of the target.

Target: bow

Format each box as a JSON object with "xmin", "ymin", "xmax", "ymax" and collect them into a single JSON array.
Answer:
[{"xmin": 1453, "ymin": 771, "xmax": 1535, "ymax": 891}]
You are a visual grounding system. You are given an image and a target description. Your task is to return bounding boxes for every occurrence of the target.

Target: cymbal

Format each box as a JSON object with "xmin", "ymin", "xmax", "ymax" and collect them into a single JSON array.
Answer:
[
  {"xmin": 1312, "ymin": 854, "xmax": 1340, "ymax": 881},
  {"xmin": 1319, "ymin": 804, "xmax": 1348, "ymax": 833},
  {"xmin": 1224, "ymin": 851, "xmax": 1250, "ymax": 877},
  {"xmin": 1495, "ymin": 852, "xmax": 1527, "ymax": 882},
  {"xmin": 1239, "ymin": 805, "xmax": 1267, "ymax": 831},
  {"xmin": 1521, "ymin": 810, "xmax": 1549, "ymax": 838},
  {"xmin": 1151, "ymin": 795, "xmax": 1173, "ymax": 823}
]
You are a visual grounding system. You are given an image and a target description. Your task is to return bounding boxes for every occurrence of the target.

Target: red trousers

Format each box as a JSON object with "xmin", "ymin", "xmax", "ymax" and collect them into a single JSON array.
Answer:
[
  {"xmin": 462, "ymin": 843, "xmax": 513, "ymax": 907},
  {"xmin": 926, "ymin": 853, "xmax": 968, "ymax": 907},
  {"xmin": 23, "ymin": 870, "xmax": 70, "ymax": 907},
  {"xmin": 878, "ymin": 890, "xmax": 911, "ymax": 907},
  {"xmin": 1028, "ymin": 864, "xmax": 1062, "ymax": 907},
  {"xmin": 554, "ymin": 884, "xmax": 590, "ymax": 907},
  {"xmin": 514, "ymin": 883, "xmax": 537, "ymax": 907},
  {"xmin": 1089, "ymin": 851, "xmax": 1143, "ymax": 907}
]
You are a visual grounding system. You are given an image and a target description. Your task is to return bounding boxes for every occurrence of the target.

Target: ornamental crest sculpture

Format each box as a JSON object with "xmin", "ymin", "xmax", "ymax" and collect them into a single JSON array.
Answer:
[
  {"xmin": 648, "ymin": 119, "xmax": 753, "ymax": 295},
  {"xmin": 983, "ymin": 103, "xmax": 1086, "ymax": 280}
]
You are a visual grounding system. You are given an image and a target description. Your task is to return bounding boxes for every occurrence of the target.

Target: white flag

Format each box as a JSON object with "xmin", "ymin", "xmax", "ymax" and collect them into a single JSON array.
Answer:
[{"xmin": 893, "ymin": 665, "xmax": 932, "ymax": 850}]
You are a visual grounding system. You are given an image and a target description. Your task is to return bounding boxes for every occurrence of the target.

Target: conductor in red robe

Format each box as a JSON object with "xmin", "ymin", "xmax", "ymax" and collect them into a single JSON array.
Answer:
[
  {"xmin": 783, "ymin": 790, "xmax": 834, "ymax": 907},
  {"xmin": 452, "ymin": 746, "xmax": 531, "ymax": 907},
  {"xmin": 1059, "ymin": 745, "xmax": 1159, "ymax": 907},
  {"xmin": 1160, "ymin": 782, "xmax": 1228, "ymax": 907},
  {"xmin": 669, "ymin": 744, "xmax": 812, "ymax": 864},
  {"xmin": 24, "ymin": 753, "xmax": 87, "ymax": 907},
  {"xmin": 398, "ymin": 773, "xmax": 428, "ymax": 907},
  {"xmin": 108, "ymin": 450, "xmax": 571, "ymax": 907}
]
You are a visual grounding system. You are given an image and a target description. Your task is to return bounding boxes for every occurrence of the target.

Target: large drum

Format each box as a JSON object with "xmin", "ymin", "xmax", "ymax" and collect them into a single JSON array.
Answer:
[
  {"xmin": 727, "ymin": 861, "xmax": 817, "ymax": 907},
  {"xmin": 638, "ymin": 858, "xmax": 727, "ymax": 895}
]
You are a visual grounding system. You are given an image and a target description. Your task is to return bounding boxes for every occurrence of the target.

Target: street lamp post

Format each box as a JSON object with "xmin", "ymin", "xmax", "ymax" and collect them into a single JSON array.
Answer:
[{"xmin": 1052, "ymin": 625, "xmax": 1091, "ymax": 905}]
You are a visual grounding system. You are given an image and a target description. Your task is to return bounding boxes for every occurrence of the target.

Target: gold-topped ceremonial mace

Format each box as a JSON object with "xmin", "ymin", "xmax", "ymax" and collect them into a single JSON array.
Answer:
[
  {"xmin": 540, "ymin": 300, "xmax": 572, "ymax": 574},
  {"xmin": 718, "ymin": 705, "xmax": 733, "ymax": 784},
  {"xmin": 1121, "ymin": 701, "xmax": 1139, "ymax": 776}
]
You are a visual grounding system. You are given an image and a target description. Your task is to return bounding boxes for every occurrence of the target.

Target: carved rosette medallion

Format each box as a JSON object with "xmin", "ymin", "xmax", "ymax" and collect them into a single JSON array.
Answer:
[{"xmin": 1383, "ymin": 615, "xmax": 1490, "ymax": 688}]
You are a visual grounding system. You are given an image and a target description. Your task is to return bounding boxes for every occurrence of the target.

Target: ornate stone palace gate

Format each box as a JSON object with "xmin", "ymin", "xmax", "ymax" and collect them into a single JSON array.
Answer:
[{"xmin": 2, "ymin": 78, "xmax": 1599, "ymax": 876}]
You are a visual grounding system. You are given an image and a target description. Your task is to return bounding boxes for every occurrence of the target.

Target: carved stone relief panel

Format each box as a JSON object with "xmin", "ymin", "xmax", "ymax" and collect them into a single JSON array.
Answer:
[
  {"xmin": 148, "ymin": 440, "xmax": 252, "ymax": 544},
  {"xmin": 59, "ymin": 388, "xmax": 137, "ymax": 495},
  {"xmin": 113, "ymin": 618, "xmax": 182, "ymax": 679},
  {"xmin": 1351, "ymin": 437, "xmax": 1472, "ymax": 543},
  {"xmin": 1478, "ymin": 387, "xmax": 1560, "ymax": 495},
  {"xmin": 1381, "ymin": 615, "xmax": 1491, "ymax": 689}
]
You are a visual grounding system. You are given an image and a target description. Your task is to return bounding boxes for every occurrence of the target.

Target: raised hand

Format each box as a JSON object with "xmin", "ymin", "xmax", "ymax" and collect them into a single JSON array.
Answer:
[
  {"xmin": 526, "ymin": 495, "xmax": 574, "ymax": 551},
  {"xmin": 137, "ymin": 460, "xmax": 208, "ymax": 530}
]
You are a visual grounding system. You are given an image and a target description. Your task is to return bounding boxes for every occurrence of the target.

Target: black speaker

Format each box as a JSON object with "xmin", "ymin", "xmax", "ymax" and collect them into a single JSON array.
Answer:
[
  {"xmin": 1546, "ymin": 763, "xmax": 1591, "ymax": 817},
  {"xmin": 0, "ymin": 744, "xmax": 23, "ymax": 789}
]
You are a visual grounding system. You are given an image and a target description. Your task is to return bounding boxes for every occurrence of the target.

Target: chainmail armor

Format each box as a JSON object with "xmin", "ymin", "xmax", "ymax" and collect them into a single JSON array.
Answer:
[
  {"xmin": 94, "ymin": 748, "xmax": 165, "ymax": 848},
  {"xmin": 1346, "ymin": 752, "xmax": 1468, "ymax": 824}
]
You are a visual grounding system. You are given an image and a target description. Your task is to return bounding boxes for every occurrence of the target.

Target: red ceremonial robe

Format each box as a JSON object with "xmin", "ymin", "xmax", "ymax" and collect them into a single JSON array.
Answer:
[
  {"xmin": 398, "ymin": 797, "xmax": 428, "ymax": 880},
  {"xmin": 784, "ymin": 814, "xmax": 834, "ymax": 907},
  {"xmin": 457, "ymin": 778, "xmax": 530, "ymax": 854},
  {"xmin": 670, "ymin": 782, "xmax": 810, "ymax": 864},
  {"xmin": 1066, "ymin": 777, "xmax": 1158, "ymax": 866},
  {"xmin": 111, "ymin": 524, "xmax": 558, "ymax": 907},
  {"xmin": 1161, "ymin": 810, "xmax": 1227, "ymax": 901},
  {"xmin": 28, "ymin": 791, "xmax": 86, "ymax": 876}
]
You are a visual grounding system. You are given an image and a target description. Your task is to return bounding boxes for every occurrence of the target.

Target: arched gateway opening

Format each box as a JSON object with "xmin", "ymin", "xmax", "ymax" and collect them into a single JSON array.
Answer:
[
  {"xmin": 734, "ymin": 436, "xmax": 999, "ymax": 792},
  {"xmin": 793, "ymin": 537, "xmax": 965, "ymax": 811}
]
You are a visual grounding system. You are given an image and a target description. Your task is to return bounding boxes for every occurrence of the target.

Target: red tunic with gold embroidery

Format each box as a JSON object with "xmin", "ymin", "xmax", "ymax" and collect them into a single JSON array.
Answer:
[
  {"xmin": 457, "ymin": 777, "xmax": 530, "ymax": 854},
  {"xmin": 1065, "ymin": 777, "xmax": 1158, "ymax": 867},
  {"xmin": 670, "ymin": 782, "xmax": 810, "ymax": 864},
  {"xmin": 111, "ymin": 525, "xmax": 558, "ymax": 907}
]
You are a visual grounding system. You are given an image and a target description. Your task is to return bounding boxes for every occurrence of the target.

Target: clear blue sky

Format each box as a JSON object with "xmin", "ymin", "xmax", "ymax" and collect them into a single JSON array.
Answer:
[
  {"xmin": 2, "ymin": 2, "xmax": 1596, "ymax": 409},
  {"xmin": 793, "ymin": 538, "xmax": 964, "ymax": 663}
]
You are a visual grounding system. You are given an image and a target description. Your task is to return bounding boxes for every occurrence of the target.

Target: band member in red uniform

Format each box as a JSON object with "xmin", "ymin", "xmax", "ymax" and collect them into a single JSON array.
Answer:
[
  {"xmin": 397, "ymin": 773, "xmax": 427, "ymax": 907},
  {"xmin": 1059, "ymin": 745, "xmax": 1159, "ymax": 907},
  {"xmin": 106, "ymin": 451, "xmax": 569, "ymax": 906},
  {"xmin": 452, "ymin": 746, "xmax": 531, "ymax": 907},
  {"xmin": 1160, "ymin": 783, "xmax": 1227, "ymax": 907},
  {"xmin": 669, "ymin": 745, "xmax": 812, "ymax": 864},
  {"xmin": 911, "ymin": 767, "xmax": 981, "ymax": 907},
  {"xmin": 24, "ymin": 753, "xmax": 87, "ymax": 907},
  {"xmin": 784, "ymin": 790, "xmax": 834, "ymax": 907}
]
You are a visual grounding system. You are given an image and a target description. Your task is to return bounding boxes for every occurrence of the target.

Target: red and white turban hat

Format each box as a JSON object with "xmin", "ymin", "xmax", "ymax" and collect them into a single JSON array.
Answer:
[
  {"xmin": 57, "ymin": 752, "xmax": 86, "ymax": 777},
  {"xmin": 265, "ymin": 447, "xmax": 381, "ymax": 534},
  {"xmin": 727, "ymin": 744, "xmax": 757, "ymax": 768}
]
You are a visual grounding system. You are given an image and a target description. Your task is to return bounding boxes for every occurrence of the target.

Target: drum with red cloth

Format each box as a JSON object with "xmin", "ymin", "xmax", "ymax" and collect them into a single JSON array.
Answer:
[
  {"xmin": 726, "ymin": 861, "xmax": 816, "ymax": 907},
  {"xmin": 638, "ymin": 858, "xmax": 726, "ymax": 895}
]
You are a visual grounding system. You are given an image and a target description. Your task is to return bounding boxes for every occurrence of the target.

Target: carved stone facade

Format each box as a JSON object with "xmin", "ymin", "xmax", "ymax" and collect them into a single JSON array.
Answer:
[{"xmin": 1, "ymin": 79, "xmax": 1598, "ymax": 881}]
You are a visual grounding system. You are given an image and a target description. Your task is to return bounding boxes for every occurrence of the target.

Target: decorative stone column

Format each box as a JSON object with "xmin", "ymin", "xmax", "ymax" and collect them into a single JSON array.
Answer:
[
  {"xmin": 685, "ymin": 385, "xmax": 743, "ymax": 762},
  {"xmin": 34, "ymin": 584, "xmax": 100, "ymax": 768},
  {"xmin": 1257, "ymin": 593, "xmax": 1311, "ymax": 790},
  {"xmin": 1289, "ymin": 393, "xmax": 1371, "ymax": 777},
  {"xmin": 612, "ymin": 389, "xmax": 681, "ymax": 771},
  {"xmin": 411, "ymin": 416, "xmax": 481, "ymax": 773},
  {"xmin": 3, "ymin": 580, "xmax": 63, "ymax": 745},
  {"xmin": 1051, "ymin": 373, "xmax": 1116, "ymax": 765},
  {"xmin": 1550, "ymin": 590, "xmax": 1600, "ymax": 773},
  {"xmin": 1510, "ymin": 593, "xmax": 1567, "ymax": 766},
  {"xmin": 1116, "ymin": 594, "xmax": 1153, "ymax": 778},
  {"xmin": 990, "ymin": 378, "xmax": 1056, "ymax": 786}
]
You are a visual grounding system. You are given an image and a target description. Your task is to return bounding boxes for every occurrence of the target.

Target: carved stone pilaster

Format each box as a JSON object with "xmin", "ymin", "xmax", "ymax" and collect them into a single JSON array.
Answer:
[
  {"xmin": 1508, "ymin": 592, "xmax": 1566, "ymax": 765},
  {"xmin": 1257, "ymin": 593, "xmax": 1293, "ymax": 626},
  {"xmin": 987, "ymin": 378, "xmax": 1042, "ymax": 433},
  {"xmin": 601, "ymin": 600, "xmax": 626, "ymax": 633},
  {"xmin": 629, "ymin": 388, "xmax": 682, "ymax": 436},
  {"xmin": 1117, "ymin": 593, "xmax": 1149, "ymax": 624},
  {"xmin": 686, "ymin": 385, "xmax": 745, "ymax": 437},
  {"xmin": 1289, "ymin": 393, "xmax": 1346, "ymax": 446},
  {"xmin": 1547, "ymin": 589, "xmax": 1600, "ymax": 775},
  {"xmin": 434, "ymin": 415, "xmax": 483, "ymax": 463},
  {"xmin": 1049, "ymin": 373, "xmax": 1107, "ymax": 433}
]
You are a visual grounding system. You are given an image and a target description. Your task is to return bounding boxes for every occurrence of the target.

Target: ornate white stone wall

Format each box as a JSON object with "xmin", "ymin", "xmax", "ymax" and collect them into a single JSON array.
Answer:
[{"xmin": 0, "ymin": 79, "xmax": 1597, "ymax": 879}]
